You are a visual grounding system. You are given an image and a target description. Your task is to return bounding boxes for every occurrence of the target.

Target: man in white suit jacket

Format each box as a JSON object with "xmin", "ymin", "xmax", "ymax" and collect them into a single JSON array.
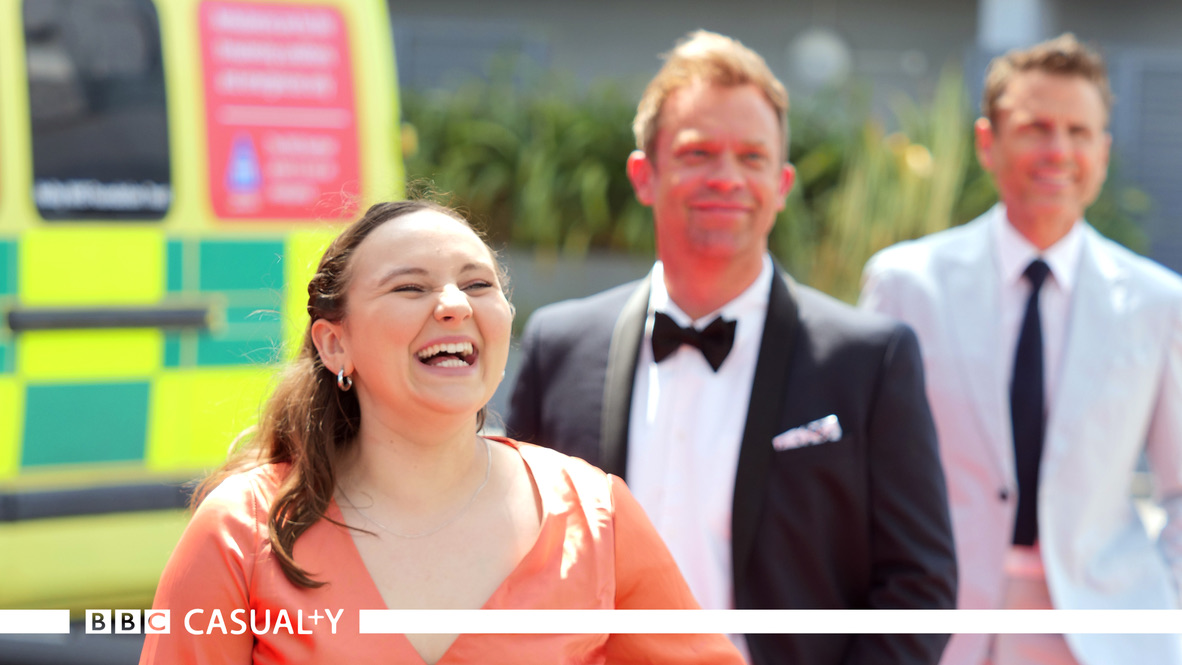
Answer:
[{"xmin": 861, "ymin": 34, "xmax": 1182, "ymax": 665}]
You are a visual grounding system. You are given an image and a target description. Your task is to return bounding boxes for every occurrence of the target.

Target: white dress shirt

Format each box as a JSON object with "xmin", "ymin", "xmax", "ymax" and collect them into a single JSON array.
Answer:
[
  {"xmin": 992, "ymin": 205, "xmax": 1085, "ymax": 578},
  {"xmin": 626, "ymin": 254, "xmax": 772, "ymax": 614}
]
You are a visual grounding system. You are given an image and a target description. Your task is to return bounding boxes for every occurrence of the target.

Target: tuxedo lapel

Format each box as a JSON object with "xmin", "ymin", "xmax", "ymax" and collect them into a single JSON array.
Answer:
[
  {"xmin": 942, "ymin": 217, "xmax": 1013, "ymax": 483},
  {"xmin": 731, "ymin": 268, "xmax": 799, "ymax": 592},
  {"xmin": 599, "ymin": 277, "xmax": 651, "ymax": 477}
]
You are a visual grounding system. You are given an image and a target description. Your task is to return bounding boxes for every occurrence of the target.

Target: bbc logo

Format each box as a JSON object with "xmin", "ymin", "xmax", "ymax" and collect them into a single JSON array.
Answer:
[{"xmin": 86, "ymin": 610, "xmax": 170, "ymax": 634}]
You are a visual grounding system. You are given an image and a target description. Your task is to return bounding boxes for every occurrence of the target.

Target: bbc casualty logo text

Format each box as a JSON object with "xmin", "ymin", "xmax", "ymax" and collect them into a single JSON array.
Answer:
[{"xmin": 85, "ymin": 609, "xmax": 343, "ymax": 635}]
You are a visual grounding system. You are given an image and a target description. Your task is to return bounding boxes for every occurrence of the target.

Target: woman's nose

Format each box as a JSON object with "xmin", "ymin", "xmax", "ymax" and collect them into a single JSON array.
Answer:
[{"xmin": 435, "ymin": 284, "xmax": 473, "ymax": 322}]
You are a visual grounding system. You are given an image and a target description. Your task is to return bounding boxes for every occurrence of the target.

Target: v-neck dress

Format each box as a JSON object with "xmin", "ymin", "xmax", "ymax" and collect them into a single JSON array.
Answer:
[{"xmin": 139, "ymin": 438, "xmax": 744, "ymax": 664}]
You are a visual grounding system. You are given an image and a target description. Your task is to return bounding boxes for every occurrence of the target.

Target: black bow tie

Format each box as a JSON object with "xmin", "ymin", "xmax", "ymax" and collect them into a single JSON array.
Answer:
[{"xmin": 651, "ymin": 311, "xmax": 737, "ymax": 372}]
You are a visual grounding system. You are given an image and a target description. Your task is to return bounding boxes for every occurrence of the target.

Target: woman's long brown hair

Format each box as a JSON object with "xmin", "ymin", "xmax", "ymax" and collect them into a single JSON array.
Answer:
[{"xmin": 192, "ymin": 200, "xmax": 495, "ymax": 587}]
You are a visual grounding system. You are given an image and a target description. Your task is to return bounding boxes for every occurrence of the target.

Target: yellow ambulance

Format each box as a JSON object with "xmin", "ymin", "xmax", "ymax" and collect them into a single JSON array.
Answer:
[{"xmin": 0, "ymin": 0, "xmax": 403, "ymax": 615}]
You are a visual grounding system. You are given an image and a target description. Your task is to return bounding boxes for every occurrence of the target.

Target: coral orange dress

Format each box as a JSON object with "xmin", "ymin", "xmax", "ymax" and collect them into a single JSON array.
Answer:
[{"xmin": 139, "ymin": 438, "xmax": 744, "ymax": 664}]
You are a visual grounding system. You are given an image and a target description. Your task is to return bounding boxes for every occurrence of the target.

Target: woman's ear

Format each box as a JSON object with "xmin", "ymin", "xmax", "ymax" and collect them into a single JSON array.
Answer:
[{"xmin": 311, "ymin": 318, "xmax": 349, "ymax": 375}]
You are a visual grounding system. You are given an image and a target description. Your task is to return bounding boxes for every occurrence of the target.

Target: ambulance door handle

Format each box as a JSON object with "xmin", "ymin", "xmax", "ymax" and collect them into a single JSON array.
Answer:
[{"xmin": 5, "ymin": 305, "xmax": 211, "ymax": 332}]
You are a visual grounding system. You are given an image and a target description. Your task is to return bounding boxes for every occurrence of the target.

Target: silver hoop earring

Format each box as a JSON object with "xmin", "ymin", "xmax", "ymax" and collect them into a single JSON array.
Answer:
[{"xmin": 337, "ymin": 368, "xmax": 353, "ymax": 392}]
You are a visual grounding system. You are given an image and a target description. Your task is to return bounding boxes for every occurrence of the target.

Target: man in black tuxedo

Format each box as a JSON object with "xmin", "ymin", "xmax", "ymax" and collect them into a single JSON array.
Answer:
[{"xmin": 506, "ymin": 30, "xmax": 956, "ymax": 664}]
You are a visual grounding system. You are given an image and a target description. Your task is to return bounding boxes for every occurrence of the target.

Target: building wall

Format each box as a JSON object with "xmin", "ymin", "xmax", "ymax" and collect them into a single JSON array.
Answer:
[
  {"xmin": 1049, "ymin": 0, "xmax": 1182, "ymax": 45},
  {"xmin": 389, "ymin": 0, "xmax": 975, "ymax": 102}
]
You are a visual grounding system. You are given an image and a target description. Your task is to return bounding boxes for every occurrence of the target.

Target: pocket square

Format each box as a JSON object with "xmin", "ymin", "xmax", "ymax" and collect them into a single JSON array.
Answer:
[{"xmin": 773, "ymin": 414, "xmax": 843, "ymax": 451}]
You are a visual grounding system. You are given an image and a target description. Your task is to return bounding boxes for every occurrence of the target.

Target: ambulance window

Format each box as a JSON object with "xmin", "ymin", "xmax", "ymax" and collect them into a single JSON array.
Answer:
[{"xmin": 24, "ymin": 0, "xmax": 171, "ymax": 220}]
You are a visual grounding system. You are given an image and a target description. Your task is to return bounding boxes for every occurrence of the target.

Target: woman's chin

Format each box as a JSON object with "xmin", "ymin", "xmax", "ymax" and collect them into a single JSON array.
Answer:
[{"xmin": 414, "ymin": 390, "xmax": 495, "ymax": 422}]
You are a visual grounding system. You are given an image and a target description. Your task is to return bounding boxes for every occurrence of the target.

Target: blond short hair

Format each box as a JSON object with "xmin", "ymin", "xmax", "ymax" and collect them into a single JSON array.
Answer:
[
  {"xmin": 633, "ymin": 30, "xmax": 789, "ymax": 160},
  {"xmin": 982, "ymin": 33, "xmax": 1114, "ymax": 124}
]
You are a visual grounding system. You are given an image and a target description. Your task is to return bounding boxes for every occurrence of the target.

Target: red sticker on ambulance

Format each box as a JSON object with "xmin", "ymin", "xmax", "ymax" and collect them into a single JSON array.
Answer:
[{"xmin": 201, "ymin": 1, "xmax": 360, "ymax": 220}]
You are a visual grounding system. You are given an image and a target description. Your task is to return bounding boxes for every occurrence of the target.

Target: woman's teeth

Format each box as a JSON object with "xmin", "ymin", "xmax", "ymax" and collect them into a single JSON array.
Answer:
[{"xmin": 417, "ymin": 341, "xmax": 475, "ymax": 366}]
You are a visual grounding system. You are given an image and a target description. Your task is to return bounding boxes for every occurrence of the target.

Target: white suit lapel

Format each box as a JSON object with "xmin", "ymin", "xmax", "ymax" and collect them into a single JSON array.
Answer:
[
  {"xmin": 942, "ymin": 211, "xmax": 1014, "ymax": 483},
  {"xmin": 1044, "ymin": 226, "xmax": 1126, "ymax": 464}
]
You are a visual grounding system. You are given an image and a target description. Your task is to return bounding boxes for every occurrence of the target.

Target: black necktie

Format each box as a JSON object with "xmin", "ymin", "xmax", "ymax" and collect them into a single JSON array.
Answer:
[
  {"xmin": 1011, "ymin": 259, "xmax": 1051, "ymax": 546},
  {"xmin": 651, "ymin": 311, "xmax": 736, "ymax": 372}
]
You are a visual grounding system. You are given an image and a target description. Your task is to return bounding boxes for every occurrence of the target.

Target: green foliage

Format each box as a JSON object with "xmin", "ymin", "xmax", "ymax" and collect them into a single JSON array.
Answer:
[
  {"xmin": 777, "ymin": 65, "xmax": 1148, "ymax": 302},
  {"xmin": 778, "ymin": 65, "xmax": 984, "ymax": 301},
  {"xmin": 402, "ymin": 60, "xmax": 1151, "ymax": 302},
  {"xmin": 402, "ymin": 59, "xmax": 651, "ymax": 256}
]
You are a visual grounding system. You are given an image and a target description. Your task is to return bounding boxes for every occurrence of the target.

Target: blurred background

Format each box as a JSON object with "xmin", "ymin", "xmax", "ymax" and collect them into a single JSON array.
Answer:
[
  {"xmin": 390, "ymin": 0, "xmax": 1182, "ymax": 416},
  {"xmin": 395, "ymin": 0, "xmax": 1182, "ymax": 266},
  {"xmin": 1, "ymin": 0, "xmax": 1178, "ymax": 662}
]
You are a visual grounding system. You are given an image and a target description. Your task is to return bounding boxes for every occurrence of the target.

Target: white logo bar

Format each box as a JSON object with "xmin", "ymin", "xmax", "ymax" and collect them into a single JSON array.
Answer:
[
  {"xmin": 5, "ymin": 609, "xmax": 1182, "ymax": 636},
  {"xmin": 359, "ymin": 609, "xmax": 1182, "ymax": 635},
  {"xmin": 0, "ymin": 610, "xmax": 70, "ymax": 634}
]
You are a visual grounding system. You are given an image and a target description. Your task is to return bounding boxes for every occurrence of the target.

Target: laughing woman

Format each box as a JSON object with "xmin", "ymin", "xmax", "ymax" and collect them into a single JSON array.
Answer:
[{"xmin": 139, "ymin": 200, "xmax": 744, "ymax": 665}]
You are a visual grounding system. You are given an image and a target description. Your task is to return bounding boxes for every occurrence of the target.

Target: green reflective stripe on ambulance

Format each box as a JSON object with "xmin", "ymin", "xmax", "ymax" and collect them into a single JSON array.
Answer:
[
  {"xmin": 206, "ymin": 306, "xmax": 284, "ymax": 365},
  {"xmin": 167, "ymin": 240, "xmax": 184, "ymax": 292},
  {"xmin": 0, "ymin": 241, "xmax": 15, "ymax": 374},
  {"xmin": 0, "ymin": 340, "xmax": 13, "ymax": 374},
  {"xmin": 163, "ymin": 332, "xmax": 182, "ymax": 368},
  {"xmin": 166, "ymin": 238, "xmax": 202, "ymax": 294},
  {"xmin": 195, "ymin": 240, "xmax": 285, "ymax": 366},
  {"xmin": 199, "ymin": 240, "xmax": 284, "ymax": 292},
  {"xmin": 196, "ymin": 336, "xmax": 282, "ymax": 366},
  {"xmin": 22, "ymin": 382, "xmax": 150, "ymax": 467},
  {"xmin": 0, "ymin": 240, "xmax": 16, "ymax": 295}
]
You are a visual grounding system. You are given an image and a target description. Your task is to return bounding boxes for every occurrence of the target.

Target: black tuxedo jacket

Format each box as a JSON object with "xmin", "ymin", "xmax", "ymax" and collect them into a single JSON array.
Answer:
[{"xmin": 506, "ymin": 267, "xmax": 957, "ymax": 665}]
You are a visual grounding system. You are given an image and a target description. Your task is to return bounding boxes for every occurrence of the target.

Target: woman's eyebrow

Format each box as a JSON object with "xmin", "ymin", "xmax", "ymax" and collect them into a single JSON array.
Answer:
[
  {"xmin": 374, "ymin": 263, "xmax": 491, "ymax": 288},
  {"xmin": 374, "ymin": 266, "xmax": 427, "ymax": 288}
]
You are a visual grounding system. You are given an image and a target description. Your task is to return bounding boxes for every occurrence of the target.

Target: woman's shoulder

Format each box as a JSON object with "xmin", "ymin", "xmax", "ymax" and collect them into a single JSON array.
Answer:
[
  {"xmin": 491, "ymin": 436, "xmax": 609, "ymax": 478},
  {"xmin": 201, "ymin": 461, "xmax": 289, "ymax": 503},
  {"xmin": 490, "ymin": 437, "xmax": 617, "ymax": 511},
  {"xmin": 193, "ymin": 462, "xmax": 291, "ymax": 533}
]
